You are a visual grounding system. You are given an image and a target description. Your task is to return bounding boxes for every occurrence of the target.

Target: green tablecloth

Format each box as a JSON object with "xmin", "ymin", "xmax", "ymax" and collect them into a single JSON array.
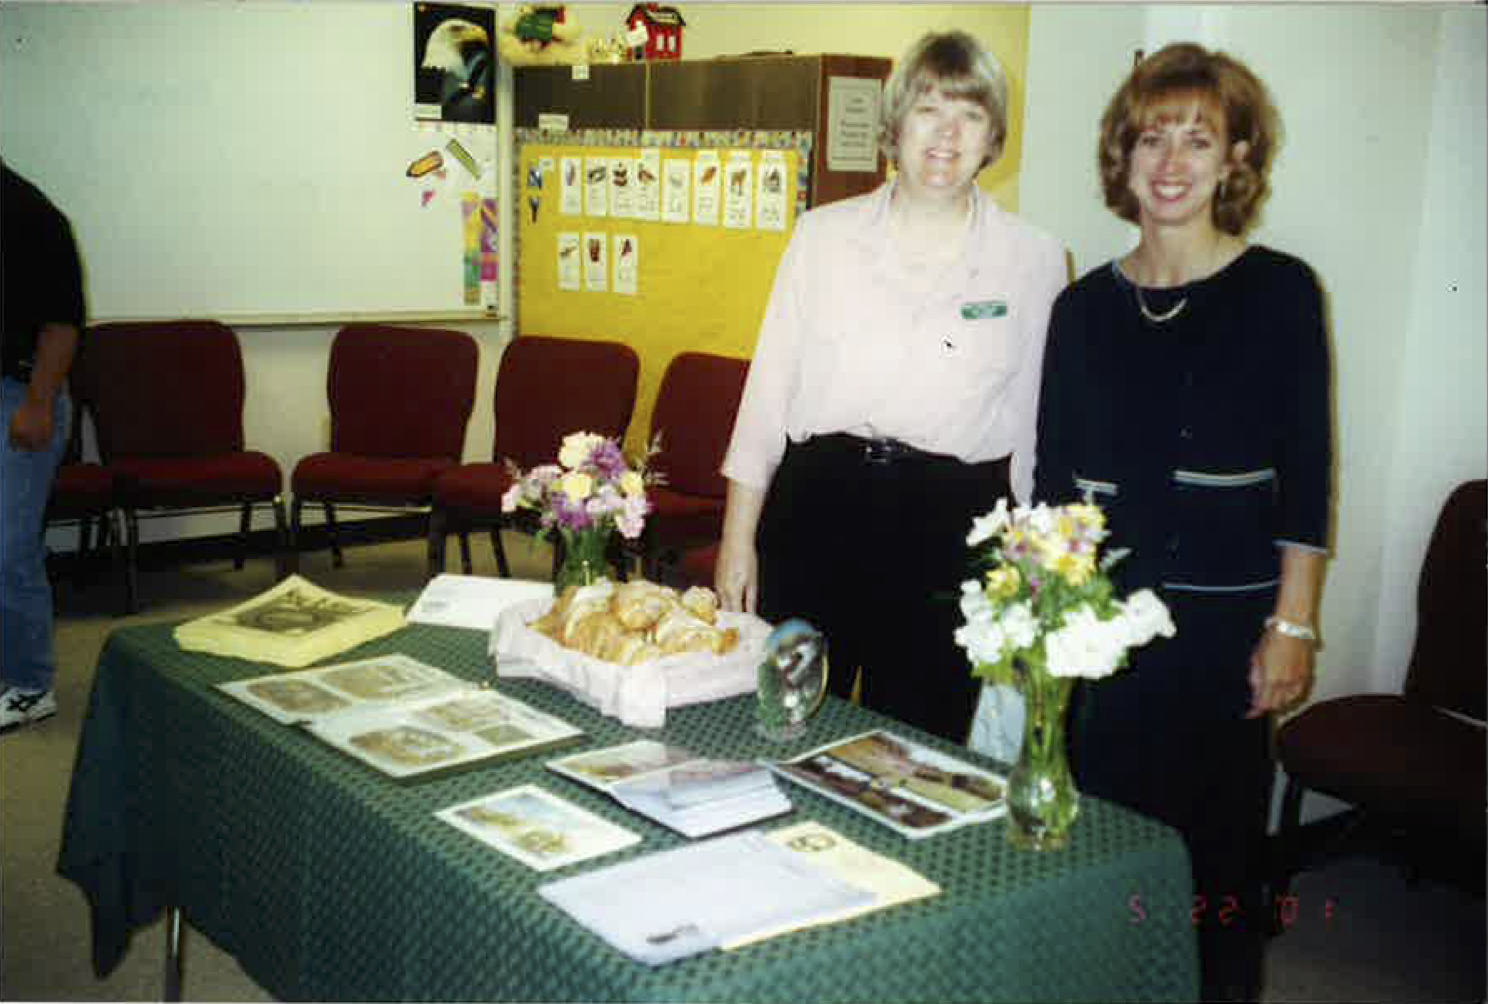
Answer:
[{"xmin": 58, "ymin": 621, "xmax": 1199, "ymax": 1002}]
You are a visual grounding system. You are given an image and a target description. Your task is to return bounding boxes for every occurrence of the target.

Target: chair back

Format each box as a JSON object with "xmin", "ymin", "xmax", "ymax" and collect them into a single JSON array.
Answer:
[
  {"xmin": 76, "ymin": 320, "xmax": 246, "ymax": 461},
  {"xmin": 492, "ymin": 335, "xmax": 639, "ymax": 467},
  {"xmin": 649, "ymin": 351, "xmax": 749, "ymax": 499},
  {"xmin": 1404, "ymin": 478, "xmax": 1487, "ymax": 720},
  {"xmin": 328, "ymin": 324, "xmax": 478, "ymax": 459}
]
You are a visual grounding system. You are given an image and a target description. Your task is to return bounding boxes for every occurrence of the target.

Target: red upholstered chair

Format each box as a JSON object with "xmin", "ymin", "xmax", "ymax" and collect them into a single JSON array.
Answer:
[
  {"xmin": 428, "ymin": 334, "xmax": 639, "ymax": 579},
  {"xmin": 640, "ymin": 352, "xmax": 749, "ymax": 580},
  {"xmin": 74, "ymin": 321, "xmax": 286, "ymax": 611},
  {"xmin": 673, "ymin": 540, "xmax": 720, "ymax": 591},
  {"xmin": 43, "ymin": 391, "xmax": 128, "ymax": 612},
  {"xmin": 290, "ymin": 324, "xmax": 478, "ymax": 570},
  {"xmin": 1273, "ymin": 479, "xmax": 1486, "ymax": 902}
]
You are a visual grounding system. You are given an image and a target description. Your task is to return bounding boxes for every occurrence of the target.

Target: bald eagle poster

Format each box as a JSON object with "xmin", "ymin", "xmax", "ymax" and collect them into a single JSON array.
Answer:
[{"xmin": 414, "ymin": 3, "xmax": 496, "ymax": 124}]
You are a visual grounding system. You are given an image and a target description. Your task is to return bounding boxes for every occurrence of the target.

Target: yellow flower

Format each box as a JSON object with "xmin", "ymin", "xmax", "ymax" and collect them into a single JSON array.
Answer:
[
  {"xmin": 1055, "ymin": 553, "xmax": 1096, "ymax": 587},
  {"xmin": 619, "ymin": 470, "xmax": 645, "ymax": 497},
  {"xmin": 560, "ymin": 471, "xmax": 594, "ymax": 503},
  {"xmin": 985, "ymin": 566, "xmax": 1021, "ymax": 599}
]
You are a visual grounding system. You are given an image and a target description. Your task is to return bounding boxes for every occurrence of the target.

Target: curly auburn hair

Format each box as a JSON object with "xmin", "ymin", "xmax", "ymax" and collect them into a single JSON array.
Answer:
[
  {"xmin": 878, "ymin": 30, "xmax": 1010, "ymax": 173},
  {"xmin": 1098, "ymin": 42, "xmax": 1280, "ymax": 235}
]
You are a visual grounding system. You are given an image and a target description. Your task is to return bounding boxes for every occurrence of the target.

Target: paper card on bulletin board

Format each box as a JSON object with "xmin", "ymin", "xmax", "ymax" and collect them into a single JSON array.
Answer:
[{"xmin": 518, "ymin": 143, "xmax": 800, "ymax": 457}]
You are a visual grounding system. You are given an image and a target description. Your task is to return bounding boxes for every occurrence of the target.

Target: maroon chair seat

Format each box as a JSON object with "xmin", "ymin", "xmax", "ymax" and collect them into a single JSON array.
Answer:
[
  {"xmin": 646, "ymin": 486, "xmax": 726, "ymax": 545},
  {"xmin": 74, "ymin": 320, "xmax": 287, "ymax": 611},
  {"xmin": 292, "ymin": 454, "xmax": 459, "ymax": 504},
  {"xmin": 640, "ymin": 352, "xmax": 749, "ymax": 579},
  {"xmin": 675, "ymin": 540, "xmax": 720, "ymax": 591},
  {"xmin": 290, "ymin": 324, "xmax": 478, "ymax": 571},
  {"xmin": 1273, "ymin": 479, "xmax": 1487, "ymax": 905},
  {"xmin": 48, "ymin": 462, "xmax": 114, "ymax": 517},
  {"xmin": 113, "ymin": 452, "xmax": 283, "ymax": 505},
  {"xmin": 428, "ymin": 335, "xmax": 639, "ymax": 579}
]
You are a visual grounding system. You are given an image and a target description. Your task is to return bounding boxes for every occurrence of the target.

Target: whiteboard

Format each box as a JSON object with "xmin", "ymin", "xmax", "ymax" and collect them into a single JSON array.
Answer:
[{"xmin": 0, "ymin": 1, "xmax": 499, "ymax": 322}]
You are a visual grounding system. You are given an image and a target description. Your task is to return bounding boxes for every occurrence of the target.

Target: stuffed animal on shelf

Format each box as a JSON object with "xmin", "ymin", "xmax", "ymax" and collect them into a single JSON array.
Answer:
[{"xmin": 498, "ymin": 5, "xmax": 587, "ymax": 66}]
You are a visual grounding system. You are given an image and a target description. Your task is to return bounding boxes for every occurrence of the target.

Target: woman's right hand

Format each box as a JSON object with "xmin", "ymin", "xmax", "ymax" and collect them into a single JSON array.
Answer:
[
  {"xmin": 715, "ymin": 479, "xmax": 767, "ymax": 614},
  {"xmin": 714, "ymin": 535, "xmax": 758, "ymax": 614}
]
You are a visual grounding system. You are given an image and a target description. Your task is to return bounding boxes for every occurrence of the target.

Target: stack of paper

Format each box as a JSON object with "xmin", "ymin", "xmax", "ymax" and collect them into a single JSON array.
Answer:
[
  {"xmin": 175, "ymin": 575, "xmax": 405, "ymax": 667},
  {"xmin": 538, "ymin": 829, "xmax": 875, "ymax": 966},
  {"xmin": 548, "ymin": 740, "xmax": 793, "ymax": 838},
  {"xmin": 407, "ymin": 574, "xmax": 553, "ymax": 631}
]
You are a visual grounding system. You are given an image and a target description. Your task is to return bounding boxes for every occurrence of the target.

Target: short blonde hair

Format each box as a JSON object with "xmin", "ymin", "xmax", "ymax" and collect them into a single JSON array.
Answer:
[
  {"xmin": 1098, "ymin": 42, "xmax": 1279, "ymax": 235},
  {"xmin": 879, "ymin": 31, "xmax": 1009, "ymax": 172}
]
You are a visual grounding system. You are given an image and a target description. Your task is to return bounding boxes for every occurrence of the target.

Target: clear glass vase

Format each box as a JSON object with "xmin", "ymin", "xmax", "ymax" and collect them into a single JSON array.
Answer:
[
  {"xmin": 1005, "ymin": 667, "xmax": 1079, "ymax": 851},
  {"xmin": 554, "ymin": 527, "xmax": 613, "ymax": 594}
]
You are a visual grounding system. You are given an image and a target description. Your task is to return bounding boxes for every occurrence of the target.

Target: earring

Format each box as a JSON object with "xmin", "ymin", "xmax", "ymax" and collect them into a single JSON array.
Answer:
[{"xmin": 1217, "ymin": 176, "xmax": 1228, "ymax": 200}]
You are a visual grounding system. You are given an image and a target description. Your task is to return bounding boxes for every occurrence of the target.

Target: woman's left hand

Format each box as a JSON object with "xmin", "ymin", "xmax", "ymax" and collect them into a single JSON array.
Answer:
[{"xmin": 1246, "ymin": 630, "xmax": 1315, "ymax": 718}]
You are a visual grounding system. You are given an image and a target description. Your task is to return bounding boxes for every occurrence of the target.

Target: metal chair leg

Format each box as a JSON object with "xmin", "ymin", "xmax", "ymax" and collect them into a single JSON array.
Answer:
[
  {"xmin": 163, "ymin": 905, "xmax": 184, "ymax": 1002},
  {"xmin": 323, "ymin": 503, "xmax": 343, "ymax": 568},
  {"xmin": 234, "ymin": 503, "xmax": 251, "ymax": 570},
  {"xmin": 490, "ymin": 527, "xmax": 510, "ymax": 578},
  {"xmin": 270, "ymin": 496, "xmax": 289, "ymax": 580},
  {"xmin": 124, "ymin": 508, "xmax": 141, "ymax": 614},
  {"xmin": 426, "ymin": 508, "xmax": 447, "ymax": 580}
]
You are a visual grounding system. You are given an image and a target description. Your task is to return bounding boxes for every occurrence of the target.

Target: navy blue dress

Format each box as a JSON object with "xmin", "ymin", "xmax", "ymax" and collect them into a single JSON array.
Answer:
[{"xmin": 1034, "ymin": 245, "xmax": 1332, "ymax": 996}]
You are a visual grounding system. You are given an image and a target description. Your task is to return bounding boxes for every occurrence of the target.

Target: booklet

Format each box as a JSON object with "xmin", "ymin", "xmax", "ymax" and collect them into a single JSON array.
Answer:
[
  {"xmin": 765, "ymin": 729, "xmax": 1007, "ymax": 840},
  {"xmin": 537, "ymin": 829, "xmax": 876, "ymax": 966},
  {"xmin": 217, "ymin": 655, "xmax": 585, "ymax": 781},
  {"xmin": 406, "ymin": 574, "xmax": 553, "ymax": 631},
  {"xmin": 547, "ymin": 740, "xmax": 793, "ymax": 838},
  {"xmin": 175, "ymin": 574, "xmax": 406, "ymax": 667},
  {"xmin": 436, "ymin": 784, "xmax": 640, "ymax": 871},
  {"xmin": 725, "ymin": 820, "xmax": 942, "ymax": 949}
]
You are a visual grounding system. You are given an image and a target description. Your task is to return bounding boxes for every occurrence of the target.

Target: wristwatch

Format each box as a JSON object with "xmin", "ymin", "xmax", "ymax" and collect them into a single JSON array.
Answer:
[{"xmin": 1265, "ymin": 616, "xmax": 1318, "ymax": 644}]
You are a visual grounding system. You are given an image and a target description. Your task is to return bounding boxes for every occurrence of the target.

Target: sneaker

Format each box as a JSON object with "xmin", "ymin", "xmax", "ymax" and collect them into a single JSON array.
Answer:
[{"xmin": 0, "ymin": 687, "xmax": 56, "ymax": 733}]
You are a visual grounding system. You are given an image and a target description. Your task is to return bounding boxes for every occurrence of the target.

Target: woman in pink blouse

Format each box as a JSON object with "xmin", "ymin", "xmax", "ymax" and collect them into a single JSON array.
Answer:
[{"xmin": 716, "ymin": 30, "xmax": 1068, "ymax": 742}]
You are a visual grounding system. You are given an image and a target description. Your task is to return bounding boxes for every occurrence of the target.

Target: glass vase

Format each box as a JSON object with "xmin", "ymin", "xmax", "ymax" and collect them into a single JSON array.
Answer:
[
  {"xmin": 554, "ymin": 527, "xmax": 613, "ymax": 594},
  {"xmin": 1005, "ymin": 667, "xmax": 1079, "ymax": 851}
]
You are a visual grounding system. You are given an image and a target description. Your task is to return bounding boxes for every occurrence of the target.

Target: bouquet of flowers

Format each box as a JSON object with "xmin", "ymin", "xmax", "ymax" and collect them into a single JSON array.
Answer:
[
  {"xmin": 501, "ymin": 431, "xmax": 659, "ymax": 590},
  {"xmin": 955, "ymin": 499, "xmax": 1174, "ymax": 684},
  {"xmin": 501, "ymin": 431, "xmax": 655, "ymax": 540},
  {"xmin": 954, "ymin": 498, "xmax": 1174, "ymax": 850}
]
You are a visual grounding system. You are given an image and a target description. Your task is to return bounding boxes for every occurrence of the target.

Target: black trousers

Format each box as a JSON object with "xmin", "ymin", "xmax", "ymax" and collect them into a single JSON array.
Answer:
[
  {"xmin": 1071, "ymin": 588, "xmax": 1277, "ymax": 1000},
  {"xmin": 756, "ymin": 434, "xmax": 1012, "ymax": 743}
]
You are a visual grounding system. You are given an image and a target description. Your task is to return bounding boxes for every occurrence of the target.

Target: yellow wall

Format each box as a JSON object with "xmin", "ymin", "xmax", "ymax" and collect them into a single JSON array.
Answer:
[{"xmin": 518, "ymin": 144, "xmax": 800, "ymax": 456}]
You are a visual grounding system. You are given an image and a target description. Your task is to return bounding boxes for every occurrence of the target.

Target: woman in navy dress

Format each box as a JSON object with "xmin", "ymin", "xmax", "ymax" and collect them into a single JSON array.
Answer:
[{"xmin": 1035, "ymin": 43, "xmax": 1332, "ymax": 1002}]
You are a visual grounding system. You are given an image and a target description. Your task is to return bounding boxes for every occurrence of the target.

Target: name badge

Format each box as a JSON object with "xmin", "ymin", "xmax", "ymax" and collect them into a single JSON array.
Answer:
[{"xmin": 961, "ymin": 300, "xmax": 1008, "ymax": 319}]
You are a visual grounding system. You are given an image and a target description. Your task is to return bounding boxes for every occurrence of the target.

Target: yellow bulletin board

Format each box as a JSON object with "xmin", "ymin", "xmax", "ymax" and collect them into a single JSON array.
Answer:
[{"xmin": 516, "ymin": 132, "xmax": 804, "ymax": 456}]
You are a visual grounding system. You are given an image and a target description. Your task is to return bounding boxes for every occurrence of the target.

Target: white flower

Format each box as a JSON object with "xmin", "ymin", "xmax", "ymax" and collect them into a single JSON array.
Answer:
[
  {"xmin": 1044, "ymin": 606, "xmax": 1127, "ymax": 680},
  {"xmin": 558, "ymin": 431, "xmax": 604, "ymax": 469},
  {"xmin": 1118, "ymin": 589, "xmax": 1176, "ymax": 647},
  {"xmin": 1000, "ymin": 601, "xmax": 1040, "ymax": 651},
  {"xmin": 967, "ymin": 498, "xmax": 1011, "ymax": 547},
  {"xmin": 500, "ymin": 482, "xmax": 523, "ymax": 513}
]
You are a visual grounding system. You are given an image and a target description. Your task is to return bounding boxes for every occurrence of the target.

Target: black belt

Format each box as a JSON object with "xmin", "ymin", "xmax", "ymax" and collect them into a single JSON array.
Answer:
[{"xmin": 805, "ymin": 432, "xmax": 964, "ymax": 467}]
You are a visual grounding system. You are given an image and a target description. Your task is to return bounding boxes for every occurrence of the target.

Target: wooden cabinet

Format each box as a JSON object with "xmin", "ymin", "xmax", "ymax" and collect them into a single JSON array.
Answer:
[{"xmin": 513, "ymin": 54, "xmax": 892, "ymax": 207}]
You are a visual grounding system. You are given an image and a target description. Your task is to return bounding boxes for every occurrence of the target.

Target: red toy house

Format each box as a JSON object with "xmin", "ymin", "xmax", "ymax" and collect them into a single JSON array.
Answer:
[{"xmin": 626, "ymin": 4, "xmax": 685, "ymax": 60}]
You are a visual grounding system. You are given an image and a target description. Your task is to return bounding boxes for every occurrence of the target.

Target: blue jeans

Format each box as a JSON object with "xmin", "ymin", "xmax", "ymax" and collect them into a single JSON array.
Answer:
[{"xmin": 1, "ymin": 377, "xmax": 70, "ymax": 692}]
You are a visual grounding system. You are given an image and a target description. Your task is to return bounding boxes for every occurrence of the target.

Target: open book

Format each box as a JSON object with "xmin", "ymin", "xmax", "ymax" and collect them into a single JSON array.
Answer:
[
  {"xmin": 216, "ymin": 655, "xmax": 584, "ymax": 781},
  {"xmin": 548, "ymin": 740, "xmax": 792, "ymax": 838},
  {"xmin": 765, "ymin": 729, "xmax": 1007, "ymax": 839},
  {"xmin": 175, "ymin": 575, "xmax": 405, "ymax": 667}
]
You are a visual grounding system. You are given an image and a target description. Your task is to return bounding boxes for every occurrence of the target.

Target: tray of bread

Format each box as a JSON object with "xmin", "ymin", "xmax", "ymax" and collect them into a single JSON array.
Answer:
[{"xmin": 489, "ymin": 578, "xmax": 772, "ymax": 728}]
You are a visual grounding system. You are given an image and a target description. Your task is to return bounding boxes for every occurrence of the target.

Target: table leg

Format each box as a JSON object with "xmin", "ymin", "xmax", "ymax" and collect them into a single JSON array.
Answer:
[{"xmin": 163, "ymin": 906, "xmax": 183, "ymax": 1002}]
